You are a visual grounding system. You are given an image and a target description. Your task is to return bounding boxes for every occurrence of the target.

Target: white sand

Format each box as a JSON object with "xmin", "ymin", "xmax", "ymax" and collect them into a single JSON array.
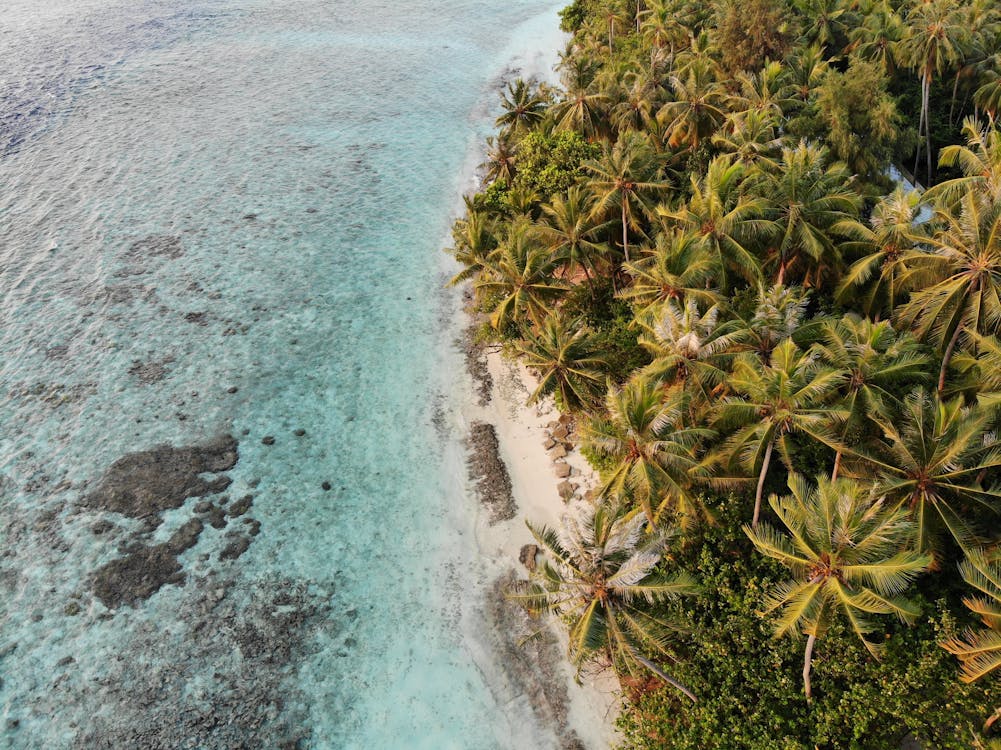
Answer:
[{"xmin": 464, "ymin": 349, "xmax": 622, "ymax": 749}]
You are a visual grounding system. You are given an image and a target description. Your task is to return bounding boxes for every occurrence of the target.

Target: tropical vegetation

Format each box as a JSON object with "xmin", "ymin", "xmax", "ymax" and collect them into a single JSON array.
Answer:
[{"xmin": 448, "ymin": 0, "xmax": 1001, "ymax": 745}]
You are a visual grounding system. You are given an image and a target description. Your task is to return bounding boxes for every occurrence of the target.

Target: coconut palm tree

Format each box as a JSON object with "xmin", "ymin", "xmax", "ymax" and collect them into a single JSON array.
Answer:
[
  {"xmin": 657, "ymin": 155, "xmax": 769, "ymax": 289},
  {"xmin": 448, "ymin": 205, "xmax": 496, "ymax": 286},
  {"xmin": 847, "ymin": 388, "xmax": 1001, "ymax": 558},
  {"xmin": 475, "ymin": 221, "xmax": 569, "ymax": 330},
  {"xmin": 619, "ymin": 229, "xmax": 721, "ymax": 316},
  {"xmin": 835, "ymin": 187, "xmax": 929, "ymax": 320},
  {"xmin": 941, "ymin": 547, "xmax": 1001, "ymax": 683},
  {"xmin": 756, "ymin": 141, "xmax": 863, "ymax": 287},
  {"xmin": 728, "ymin": 283, "xmax": 812, "ymax": 362},
  {"xmin": 711, "ymin": 110, "xmax": 783, "ymax": 171},
  {"xmin": 535, "ymin": 185, "xmax": 609, "ymax": 285},
  {"xmin": 729, "ymin": 61, "xmax": 790, "ymax": 120},
  {"xmin": 584, "ymin": 376, "xmax": 713, "ymax": 526},
  {"xmin": 496, "ymin": 78, "xmax": 548, "ymax": 141},
  {"xmin": 658, "ymin": 57, "xmax": 729, "ymax": 150},
  {"xmin": 809, "ymin": 315, "xmax": 931, "ymax": 479},
  {"xmin": 744, "ymin": 473, "xmax": 931, "ymax": 699},
  {"xmin": 551, "ymin": 72, "xmax": 611, "ymax": 139},
  {"xmin": 609, "ymin": 71, "xmax": 662, "ymax": 135},
  {"xmin": 897, "ymin": 189, "xmax": 1001, "ymax": 392},
  {"xmin": 509, "ymin": 499, "xmax": 700, "ymax": 700},
  {"xmin": 512, "ymin": 316, "xmax": 609, "ymax": 411},
  {"xmin": 899, "ymin": 0, "xmax": 968, "ymax": 183},
  {"xmin": 848, "ymin": 0, "xmax": 904, "ymax": 75},
  {"xmin": 640, "ymin": 0, "xmax": 690, "ymax": 57},
  {"xmin": 585, "ymin": 131, "xmax": 669, "ymax": 263},
  {"xmin": 713, "ymin": 339, "xmax": 846, "ymax": 526},
  {"xmin": 635, "ymin": 298, "xmax": 735, "ymax": 402},
  {"xmin": 795, "ymin": 0, "xmax": 851, "ymax": 51},
  {"xmin": 927, "ymin": 117, "xmax": 1001, "ymax": 209},
  {"xmin": 483, "ymin": 135, "xmax": 517, "ymax": 186}
]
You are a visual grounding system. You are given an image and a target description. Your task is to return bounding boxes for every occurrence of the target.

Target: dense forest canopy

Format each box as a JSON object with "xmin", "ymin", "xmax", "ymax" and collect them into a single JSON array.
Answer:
[{"xmin": 449, "ymin": 0, "xmax": 1001, "ymax": 747}]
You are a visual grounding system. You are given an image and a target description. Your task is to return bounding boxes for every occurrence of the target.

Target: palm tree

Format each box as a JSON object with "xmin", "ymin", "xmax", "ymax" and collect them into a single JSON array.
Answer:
[
  {"xmin": 483, "ymin": 135, "xmax": 517, "ymax": 185},
  {"xmin": 512, "ymin": 316, "xmax": 609, "ymax": 411},
  {"xmin": 897, "ymin": 189, "xmax": 1001, "ymax": 392},
  {"xmin": 585, "ymin": 131, "xmax": 669, "ymax": 263},
  {"xmin": 835, "ymin": 187, "xmax": 929, "ymax": 320},
  {"xmin": 756, "ymin": 142, "xmax": 863, "ymax": 287},
  {"xmin": 899, "ymin": 0, "xmax": 968, "ymax": 183},
  {"xmin": 635, "ymin": 298, "xmax": 735, "ymax": 402},
  {"xmin": 728, "ymin": 283, "xmax": 811, "ymax": 362},
  {"xmin": 535, "ymin": 185, "xmax": 608, "ymax": 285},
  {"xmin": 926, "ymin": 117, "xmax": 1001, "ymax": 208},
  {"xmin": 795, "ymin": 0, "xmax": 850, "ymax": 51},
  {"xmin": 711, "ymin": 110, "xmax": 783, "ymax": 171},
  {"xmin": 448, "ymin": 206, "xmax": 496, "ymax": 286},
  {"xmin": 729, "ymin": 61, "xmax": 790, "ymax": 120},
  {"xmin": 658, "ymin": 57, "xmax": 729, "ymax": 150},
  {"xmin": 609, "ymin": 71, "xmax": 662, "ymax": 135},
  {"xmin": 657, "ymin": 155, "xmax": 769, "ymax": 289},
  {"xmin": 941, "ymin": 547, "xmax": 1001, "ymax": 683},
  {"xmin": 496, "ymin": 79, "xmax": 547, "ymax": 141},
  {"xmin": 781, "ymin": 44, "xmax": 829, "ymax": 108},
  {"xmin": 584, "ymin": 376, "xmax": 713, "ymax": 526},
  {"xmin": 713, "ymin": 339, "xmax": 846, "ymax": 526},
  {"xmin": 619, "ymin": 229, "xmax": 721, "ymax": 316},
  {"xmin": 846, "ymin": 388, "xmax": 1001, "ymax": 558},
  {"xmin": 551, "ymin": 72, "xmax": 611, "ymax": 139},
  {"xmin": 509, "ymin": 499, "xmax": 700, "ymax": 700},
  {"xmin": 809, "ymin": 315, "xmax": 931, "ymax": 479},
  {"xmin": 640, "ymin": 0, "xmax": 690, "ymax": 57},
  {"xmin": 848, "ymin": 0, "xmax": 904, "ymax": 75},
  {"xmin": 475, "ymin": 221, "xmax": 569, "ymax": 330},
  {"xmin": 745, "ymin": 473, "xmax": 931, "ymax": 699}
]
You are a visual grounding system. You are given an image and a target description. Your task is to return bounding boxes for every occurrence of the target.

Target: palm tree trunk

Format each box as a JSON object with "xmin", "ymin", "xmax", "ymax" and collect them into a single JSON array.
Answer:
[
  {"xmin": 914, "ymin": 77, "xmax": 926, "ymax": 181},
  {"xmin": 621, "ymin": 197, "xmax": 630, "ymax": 262},
  {"xmin": 831, "ymin": 450, "xmax": 842, "ymax": 481},
  {"xmin": 753, "ymin": 439, "xmax": 774, "ymax": 527},
  {"xmin": 924, "ymin": 76, "xmax": 933, "ymax": 183},
  {"xmin": 938, "ymin": 322, "xmax": 964, "ymax": 393},
  {"xmin": 949, "ymin": 69, "xmax": 961, "ymax": 126},
  {"xmin": 632, "ymin": 652, "xmax": 698, "ymax": 704},
  {"xmin": 803, "ymin": 633, "xmax": 816, "ymax": 701}
]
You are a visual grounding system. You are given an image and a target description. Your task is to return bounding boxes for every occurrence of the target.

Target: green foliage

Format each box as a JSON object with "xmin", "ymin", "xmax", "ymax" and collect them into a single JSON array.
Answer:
[
  {"xmin": 713, "ymin": 0, "xmax": 796, "ymax": 74},
  {"xmin": 558, "ymin": 0, "xmax": 589, "ymax": 33},
  {"xmin": 617, "ymin": 497, "xmax": 993, "ymax": 749},
  {"xmin": 512, "ymin": 130, "xmax": 601, "ymax": 200}
]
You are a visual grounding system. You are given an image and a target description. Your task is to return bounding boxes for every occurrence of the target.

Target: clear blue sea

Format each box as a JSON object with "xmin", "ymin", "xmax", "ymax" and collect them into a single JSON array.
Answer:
[{"xmin": 0, "ymin": 1, "xmax": 565, "ymax": 747}]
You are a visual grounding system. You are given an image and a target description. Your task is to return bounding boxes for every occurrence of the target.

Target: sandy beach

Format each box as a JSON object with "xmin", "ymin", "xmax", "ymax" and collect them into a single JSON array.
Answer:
[{"xmin": 460, "ymin": 326, "xmax": 622, "ymax": 749}]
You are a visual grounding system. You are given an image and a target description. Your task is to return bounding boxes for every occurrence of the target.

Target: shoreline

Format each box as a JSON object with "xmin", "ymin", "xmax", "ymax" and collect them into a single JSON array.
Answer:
[{"xmin": 459, "ymin": 320, "xmax": 621, "ymax": 749}]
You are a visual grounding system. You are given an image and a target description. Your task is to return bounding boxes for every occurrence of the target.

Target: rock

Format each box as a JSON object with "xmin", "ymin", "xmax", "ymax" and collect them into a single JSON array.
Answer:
[
  {"xmin": 321, "ymin": 481, "xmax": 331, "ymax": 491},
  {"xmin": 91, "ymin": 520, "xmax": 115, "ymax": 535},
  {"xmin": 261, "ymin": 436, "xmax": 275, "ymax": 446},
  {"xmin": 227, "ymin": 495, "xmax": 253, "ymax": 517},
  {"xmin": 92, "ymin": 544, "xmax": 185, "ymax": 607},
  {"xmin": 549, "ymin": 445, "xmax": 567, "ymax": 459},
  {"xmin": 63, "ymin": 602, "xmax": 81, "ymax": 616},
  {"xmin": 467, "ymin": 422, "xmax": 516, "ymax": 524},
  {"xmin": 557, "ymin": 481, "xmax": 576, "ymax": 500},
  {"xmin": 219, "ymin": 535, "xmax": 251, "ymax": 561},
  {"xmin": 243, "ymin": 518, "xmax": 261, "ymax": 536},
  {"xmin": 519, "ymin": 544, "xmax": 539, "ymax": 572},
  {"xmin": 554, "ymin": 462, "xmax": 571, "ymax": 479},
  {"xmin": 56, "ymin": 656, "xmax": 75, "ymax": 667},
  {"xmin": 167, "ymin": 518, "xmax": 203, "ymax": 554},
  {"xmin": 227, "ymin": 386, "xmax": 239, "ymax": 394},
  {"xmin": 293, "ymin": 429, "xmax": 306, "ymax": 437},
  {"xmin": 6, "ymin": 719, "xmax": 19, "ymax": 730},
  {"xmin": 193, "ymin": 500, "xmax": 212, "ymax": 514},
  {"xmin": 82, "ymin": 435, "xmax": 238, "ymax": 521},
  {"xmin": 543, "ymin": 438, "xmax": 556, "ymax": 450},
  {"xmin": 558, "ymin": 414, "xmax": 573, "ymax": 426},
  {"xmin": 205, "ymin": 505, "xmax": 227, "ymax": 530},
  {"xmin": 551, "ymin": 425, "xmax": 569, "ymax": 441}
]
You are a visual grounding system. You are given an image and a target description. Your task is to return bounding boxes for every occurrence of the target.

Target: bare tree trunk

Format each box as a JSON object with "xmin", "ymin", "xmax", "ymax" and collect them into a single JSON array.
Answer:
[
  {"xmin": 632, "ymin": 652, "xmax": 698, "ymax": 704},
  {"xmin": 925, "ymin": 77, "xmax": 933, "ymax": 183},
  {"xmin": 803, "ymin": 634, "xmax": 817, "ymax": 701},
  {"xmin": 831, "ymin": 450, "xmax": 842, "ymax": 481},
  {"xmin": 938, "ymin": 322, "xmax": 964, "ymax": 393},
  {"xmin": 622, "ymin": 197, "xmax": 630, "ymax": 262},
  {"xmin": 950, "ymin": 69, "xmax": 961, "ymax": 126},
  {"xmin": 914, "ymin": 77, "xmax": 926, "ymax": 181},
  {"xmin": 753, "ymin": 439, "xmax": 774, "ymax": 527}
]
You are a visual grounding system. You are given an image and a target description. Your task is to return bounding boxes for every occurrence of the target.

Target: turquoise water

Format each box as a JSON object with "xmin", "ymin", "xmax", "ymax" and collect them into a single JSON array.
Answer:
[{"xmin": 0, "ymin": 2, "xmax": 565, "ymax": 747}]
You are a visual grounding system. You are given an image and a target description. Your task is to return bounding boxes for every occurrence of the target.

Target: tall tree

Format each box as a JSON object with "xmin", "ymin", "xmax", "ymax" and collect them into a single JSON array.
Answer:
[
  {"xmin": 941, "ymin": 547, "xmax": 1001, "ymax": 683},
  {"xmin": 585, "ymin": 131, "xmax": 669, "ymax": 263},
  {"xmin": 713, "ymin": 339, "xmax": 846, "ymax": 526},
  {"xmin": 584, "ymin": 376, "xmax": 713, "ymax": 526},
  {"xmin": 620, "ymin": 229, "xmax": 721, "ymax": 316},
  {"xmin": 509, "ymin": 500, "xmax": 700, "ymax": 699},
  {"xmin": 744, "ymin": 473, "xmax": 931, "ymax": 699},
  {"xmin": 496, "ymin": 78, "xmax": 548, "ymax": 141},
  {"xmin": 512, "ymin": 316, "xmax": 609, "ymax": 411}
]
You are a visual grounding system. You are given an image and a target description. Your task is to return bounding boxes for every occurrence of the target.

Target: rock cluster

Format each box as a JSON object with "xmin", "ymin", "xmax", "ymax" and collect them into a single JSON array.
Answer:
[
  {"xmin": 467, "ymin": 422, "xmax": 517, "ymax": 524},
  {"xmin": 543, "ymin": 415, "xmax": 579, "ymax": 502}
]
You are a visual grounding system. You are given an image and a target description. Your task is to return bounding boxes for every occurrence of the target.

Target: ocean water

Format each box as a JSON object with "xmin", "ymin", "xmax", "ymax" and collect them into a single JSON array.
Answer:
[{"xmin": 0, "ymin": 2, "xmax": 567, "ymax": 748}]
